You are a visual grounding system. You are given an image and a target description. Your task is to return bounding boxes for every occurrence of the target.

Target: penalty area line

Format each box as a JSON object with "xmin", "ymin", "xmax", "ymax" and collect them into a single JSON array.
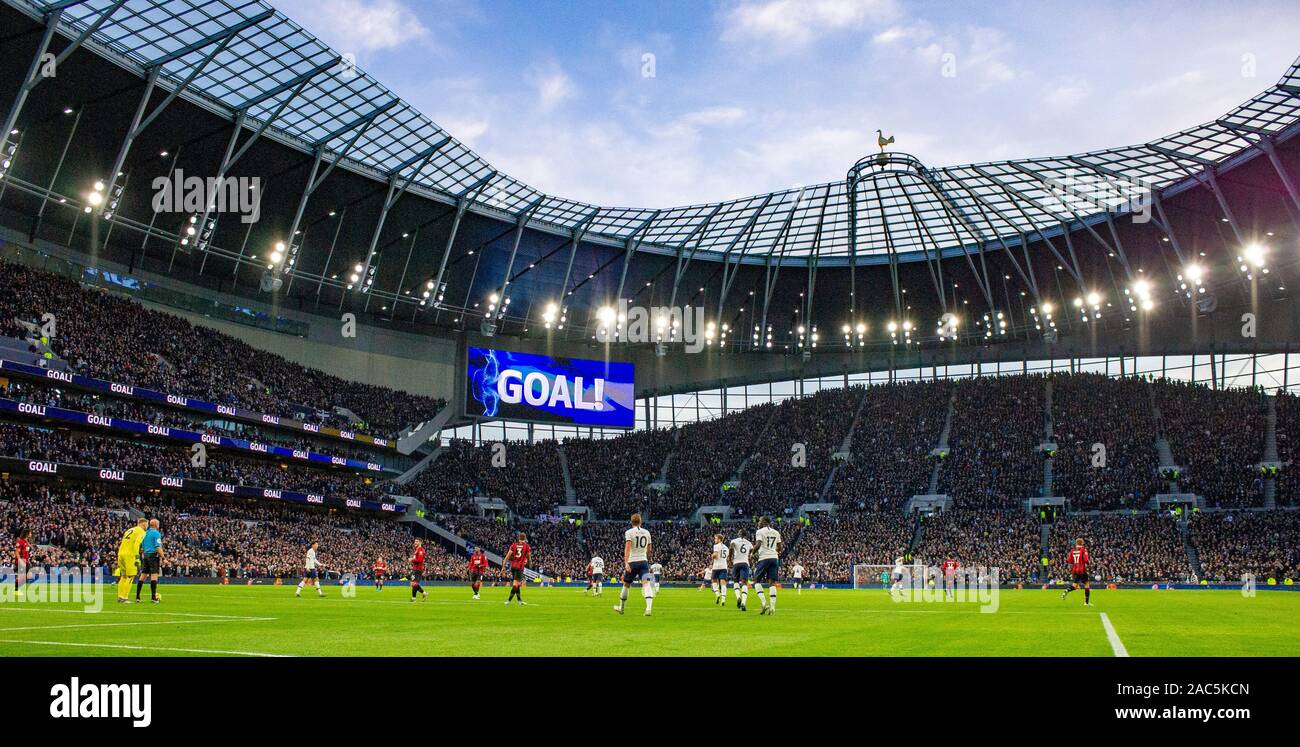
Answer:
[
  {"xmin": 0, "ymin": 639, "xmax": 291, "ymax": 657},
  {"xmin": 1099, "ymin": 612, "xmax": 1129, "ymax": 657}
]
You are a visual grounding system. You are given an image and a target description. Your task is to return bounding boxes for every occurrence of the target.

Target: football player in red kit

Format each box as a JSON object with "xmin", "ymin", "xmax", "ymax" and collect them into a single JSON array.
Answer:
[
  {"xmin": 504, "ymin": 533, "xmax": 531, "ymax": 606},
  {"xmin": 14, "ymin": 529, "xmax": 31, "ymax": 597},
  {"xmin": 941, "ymin": 557, "xmax": 959, "ymax": 600},
  {"xmin": 372, "ymin": 557, "xmax": 388, "ymax": 592},
  {"xmin": 409, "ymin": 540, "xmax": 428, "ymax": 602},
  {"xmin": 1061, "ymin": 538, "xmax": 1092, "ymax": 606},
  {"xmin": 468, "ymin": 547, "xmax": 489, "ymax": 600}
]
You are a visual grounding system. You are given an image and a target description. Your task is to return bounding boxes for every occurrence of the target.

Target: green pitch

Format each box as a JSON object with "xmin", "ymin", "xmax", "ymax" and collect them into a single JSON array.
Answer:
[{"xmin": 1, "ymin": 584, "xmax": 1296, "ymax": 657}]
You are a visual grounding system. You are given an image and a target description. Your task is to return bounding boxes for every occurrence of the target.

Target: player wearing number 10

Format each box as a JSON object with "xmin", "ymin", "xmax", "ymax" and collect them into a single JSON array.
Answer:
[{"xmin": 615, "ymin": 513, "xmax": 654, "ymax": 617}]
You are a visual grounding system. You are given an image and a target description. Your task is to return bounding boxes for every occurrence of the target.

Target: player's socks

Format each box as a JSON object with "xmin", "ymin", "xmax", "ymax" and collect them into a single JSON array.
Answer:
[
  {"xmin": 769, "ymin": 586, "xmax": 776, "ymax": 611},
  {"xmin": 1084, "ymin": 588, "xmax": 1091, "ymax": 604},
  {"xmin": 754, "ymin": 583, "xmax": 767, "ymax": 609},
  {"xmin": 135, "ymin": 578, "xmax": 143, "ymax": 601},
  {"xmin": 740, "ymin": 587, "xmax": 748, "ymax": 608},
  {"xmin": 150, "ymin": 580, "xmax": 158, "ymax": 601},
  {"xmin": 617, "ymin": 586, "xmax": 628, "ymax": 611}
]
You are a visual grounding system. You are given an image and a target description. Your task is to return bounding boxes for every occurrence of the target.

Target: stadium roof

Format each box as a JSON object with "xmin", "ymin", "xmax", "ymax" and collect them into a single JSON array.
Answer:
[{"xmin": 8, "ymin": 0, "xmax": 1300, "ymax": 268}]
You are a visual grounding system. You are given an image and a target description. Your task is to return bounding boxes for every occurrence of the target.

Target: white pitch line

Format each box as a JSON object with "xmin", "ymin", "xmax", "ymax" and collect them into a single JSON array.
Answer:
[
  {"xmin": 0, "ymin": 639, "xmax": 291, "ymax": 657},
  {"xmin": 1099, "ymin": 612, "xmax": 1129, "ymax": 657},
  {"xmin": 0, "ymin": 606, "xmax": 273, "ymax": 620},
  {"xmin": 0, "ymin": 617, "xmax": 276, "ymax": 632}
]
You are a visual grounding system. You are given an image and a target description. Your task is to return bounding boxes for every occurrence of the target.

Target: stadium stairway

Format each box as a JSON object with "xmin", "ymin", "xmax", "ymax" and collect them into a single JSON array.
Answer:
[
  {"xmin": 1039, "ymin": 524, "xmax": 1051, "ymax": 565},
  {"xmin": 1263, "ymin": 394, "xmax": 1279, "ymax": 509},
  {"xmin": 557, "ymin": 444, "xmax": 577, "ymax": 502},
  {"xmin": 818, "ymin": 387, "xmax": 871, "ymax": 502},
  {"xmin": 389, "ymin": 445, "xmax": 444, "ymax": 486},
  {"xmin": 730, "ymin": 403, "xmax": 782, "ymax": 483},
  {"xmin": 396, "ymin": 402, "xmax": 458, "ymax": 455},
  {"xmin": 1148, "ymin": 384, "xmax": 1181, "ymax": 492},
  {"xmin": 1181, "ymin": 521, "xmax": 1204, "ymax": 581},
  {"xmin": 927, "ymin": 388, "xmax": 958, "ymax": 494},
  {"xmin": 1042, "ymin": 378, "xmax": 1055, "ymax": 497},
  {"xmin": 908, "ymin": 514, "xmax": 925, "ymax": 553}
]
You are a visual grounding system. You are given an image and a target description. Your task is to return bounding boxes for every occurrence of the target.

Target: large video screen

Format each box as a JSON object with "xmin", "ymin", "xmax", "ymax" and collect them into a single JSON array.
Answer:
[{"xmin": 465, "ymin": 347, "xmax": 635, "ymax": 429}]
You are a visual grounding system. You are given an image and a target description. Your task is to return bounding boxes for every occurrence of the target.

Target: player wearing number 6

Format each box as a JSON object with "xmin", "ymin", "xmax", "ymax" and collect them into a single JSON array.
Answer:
[
  {"xmin": 752, "ymin": 517, "xmax": 783, "ymax": 615},
  {"xmin": 614, "ymin": 513, "xmax": 654, "ymax": 617}
]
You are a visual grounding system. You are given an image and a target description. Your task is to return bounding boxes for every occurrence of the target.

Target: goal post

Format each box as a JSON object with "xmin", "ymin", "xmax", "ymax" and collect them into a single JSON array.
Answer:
[
  {"xmin": 852, "ymin": 563, "xmax": 941, "ymax": 590},
  {"xmin": 853, "ymin": 564, "xmax": 899, "ymax": 590}
]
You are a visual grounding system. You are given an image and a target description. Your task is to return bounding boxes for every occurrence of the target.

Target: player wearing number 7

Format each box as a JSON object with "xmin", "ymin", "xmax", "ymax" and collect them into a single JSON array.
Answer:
[{"xmin": 614, "ymin": 513, "xmax": 654, "ymax": 617}]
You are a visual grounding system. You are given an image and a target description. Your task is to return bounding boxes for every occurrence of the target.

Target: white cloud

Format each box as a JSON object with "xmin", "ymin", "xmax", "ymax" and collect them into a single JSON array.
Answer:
[
  {"xmin": 1042, "ymin": 78, "xmax": 1092, "ymax": 113},
  {"xmin": 678, "ymin": 106, "xmax": 748, "ymax": 127},
  {"xmin": 722, "ymin": 0, "xmax": 900, "ymax": 51},
  {"xmin": 272, "ymin": 0, "xmax": 428, "ymax": 53},
  {"xmin": 528, "ymin": 64, "xmax": 576, "ymax": 111}
]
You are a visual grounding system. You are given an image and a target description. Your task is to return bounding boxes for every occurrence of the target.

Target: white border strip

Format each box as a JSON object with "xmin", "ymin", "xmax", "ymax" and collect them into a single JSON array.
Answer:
[
  {"xmin": 0, "ymin": 639, "xmax": 290, "ymax": 657},
  {"xmin": 1099, "ymin": 612, "xmax": 1129, "ymax": 657}
]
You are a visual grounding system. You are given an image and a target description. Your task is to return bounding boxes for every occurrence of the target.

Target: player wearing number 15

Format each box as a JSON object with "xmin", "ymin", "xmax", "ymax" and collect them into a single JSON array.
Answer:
[{"xmin": 615, "ymin": 513, "xmax": 654, "ymax": 617}]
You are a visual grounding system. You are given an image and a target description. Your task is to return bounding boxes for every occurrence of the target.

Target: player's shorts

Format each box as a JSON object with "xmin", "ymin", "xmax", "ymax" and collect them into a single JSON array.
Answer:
[
  {"xmin": 752, "ymin": 558, "xmax": 779, "ymax": 583},
  {"xmin": 711, "ymin": 567, "xmax": 728, "ymax": 582},
  {"xmin": 650, "ymin": 574, "xmax": 660, "ymax": 584},
  {"xmin": 470, "ymin": 572, "xmax": 483, "ymax": 583},
  {"xmin": 511, "ymin": 567, "xmax": 524, "ymax": 582},
  {"xmin": 624, "ymin": 560, "xmax": 649, "ymax": 584},
  {"xmin": 116, "ymin": 558, "xmax": 138, "ymax": 577},
  {"xmin": 140, "ymin": 553, "xmax": 161, "ymax": 575},
  {"xmin": 1071, "ymin": 572, "xmax": 1089, "ymax": 585},
  {"xmin": 731, "ymin": 563, "xmax": 750, "ymax": 582},
  {"xmin": 304, "ymin": 568, "xmax": 319, "ymax": 580},
  {"xmin": 590, "ymin": 573, "xmax": 603, "ymax": 583}
]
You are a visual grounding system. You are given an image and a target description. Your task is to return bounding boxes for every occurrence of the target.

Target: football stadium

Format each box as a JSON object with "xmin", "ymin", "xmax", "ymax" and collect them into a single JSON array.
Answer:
[{"xmin": 1, "ymin": 0, "xmax": 1299, "ymax": 722}]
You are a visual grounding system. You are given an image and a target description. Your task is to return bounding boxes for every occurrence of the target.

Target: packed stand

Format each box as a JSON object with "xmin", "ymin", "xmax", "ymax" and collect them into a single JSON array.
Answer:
[
  {"xmin": 0, "ymin": 259, "xmax": 444, "ymax": 438},
  {"xmin": 939, "ymin": 375, "xmax": 1043, "ymax": 509},
  {"xmin": 914, "ymin": 508, "xmax": 1040, "ymax": 582},
  {"xmin": 1051, "ymin": 512, "xmax": 1190, "ymax": 583},
  {"xmin": 730, "ymin": 387, "xmax": 861, "ymax": 516},
  {"xmin": 785, "ymin": 510, "xmax": 913, "ymax": 584},
  {"xmin": 666, "ymin": 402, "xmax": 777, "ymax": 514},
  {"xmin": 1050, "ymin": 373, "xmax": 1163, "ymax": 509},
  {"xmin": 1154, "ymin": 380, "xmax": 1265, "ymax": 507},
  {"xmin": 1190, "ymin": 510, "xmax": 1300, "ymax": 583},
  {"xmin": 403, "ymin": 438, "xmax": 567, "ymax": 516},
  {"xmin": 563, "ymin": 428, "xmax": 673, "ymax": 518},
  {"xmin": 828, "ymin": 380, "xmax": 952, "ymax": 511}
]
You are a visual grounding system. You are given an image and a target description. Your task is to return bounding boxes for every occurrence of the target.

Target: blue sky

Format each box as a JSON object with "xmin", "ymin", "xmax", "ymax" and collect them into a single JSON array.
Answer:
[{"xmin": 270, "ymin": 0, "xmax": 1300, "ymax": 208}]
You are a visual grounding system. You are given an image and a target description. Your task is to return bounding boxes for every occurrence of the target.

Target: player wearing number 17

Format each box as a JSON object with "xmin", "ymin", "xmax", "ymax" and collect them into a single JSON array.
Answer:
[
  {"xmin": 614, "ymin": 513, "xmax": 654, "ymax": 617},
  {"xmin": 752, "ymin": 517, "xmax": 783, "ymax": 615}
]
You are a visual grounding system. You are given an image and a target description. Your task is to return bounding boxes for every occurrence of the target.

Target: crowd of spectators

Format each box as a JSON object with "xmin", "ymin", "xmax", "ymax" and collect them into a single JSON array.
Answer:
[
  {"xmin": 730, "ymin": 387, "xmax": 861, "ymax": 516},
  {"xmin": 1275, "ymin": 391, "xmax": 1299, "ymax": 506},
  {"xmin": 1051, "ymin": 512, "xmax": 1190, "ymax": 583},
  {"xmin": 785, "ymin": 511, "xmax": 912, "ymax": 583},
  {"xmin": 666, "ymin": 402, "xmax": 777, "ymax": 513},
  {"xmin": 563, "ymin": 428, "xmax": 673, "ymax": 518},
  {"xmin": 939, "ymin": 375, "xmax": 1043, "ymax": 509},
  {"xmin": 828, "ymin": 380, "xmax": 951, "ymax": 511},
  {"xmin": 0, "ymin": 480, "xmax": 464, "ymax": 579},
  {"xmin": 1154, "ymin": 380, "xmax": 1266, "ymax": 507},
  {"xmin": 914, "ymin": 508, "xmax": 1040, "ymax": 582},
  {"xmin": 0, "ymin": 422, "xmax": 380, "ymax": 502},
  {"xmin": 1, "ymin": 380, "xmax": 401, "ymax": 469},
  {"xmin": 0, "ymin": 259, "xmax": 444, "ymax": 438},
  {"xmin": 1051, "ymin": 373, "xmax": 1164, "ymax": 510},
  {"xmin": 1191, "ymin": 510, "xmax": 1300, "ymax": 583},
  {"xmin": 399, "ymin": 438, "xmax": 567, "ymax": 516}
]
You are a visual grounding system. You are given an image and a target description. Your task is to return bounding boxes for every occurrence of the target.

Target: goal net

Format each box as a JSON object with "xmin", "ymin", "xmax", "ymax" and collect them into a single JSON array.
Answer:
[{"xmin": 852, "ymin": 563, "xmax": 938, "ymax": 590}]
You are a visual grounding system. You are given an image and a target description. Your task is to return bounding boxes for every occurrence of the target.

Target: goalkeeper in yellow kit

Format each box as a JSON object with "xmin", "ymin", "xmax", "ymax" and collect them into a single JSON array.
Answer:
[{"xmin": 115, "ymin": 518, "xmax": 148, "ymax": 603}]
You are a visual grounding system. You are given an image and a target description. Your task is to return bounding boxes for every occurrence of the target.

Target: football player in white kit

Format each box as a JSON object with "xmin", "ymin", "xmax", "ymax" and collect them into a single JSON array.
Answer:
[
  {"xmin": 752, "ymin": 517, "xmax": 782, "ymax": 615},
  {"xmin": 729, "ymin": 532, "xmax": 754, "ymax": 611},
  {"xmin": 295, "ymin": 541, "xmax": 325, "ymax": 597},
  {"xmin": 614, "ymin": 513, "xmax": 655, "ymax": 616},
  {"xmin": 650, "ymin": 562, "xmax": 663, "ymax": 596},
  {"xmin": 890, "ymin": 555, "xmax": 907, "ymax": 598},
  {"xmin": 710, "ymin": 534, "xmax": 730, "ymax": 605},
  {"xmin": 791, "ymin": 563, "xmax": 805, "ymax": 594},
  {"xmin": 587, "ymin": 555, "xmax": 605, "ymax": 595}
]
